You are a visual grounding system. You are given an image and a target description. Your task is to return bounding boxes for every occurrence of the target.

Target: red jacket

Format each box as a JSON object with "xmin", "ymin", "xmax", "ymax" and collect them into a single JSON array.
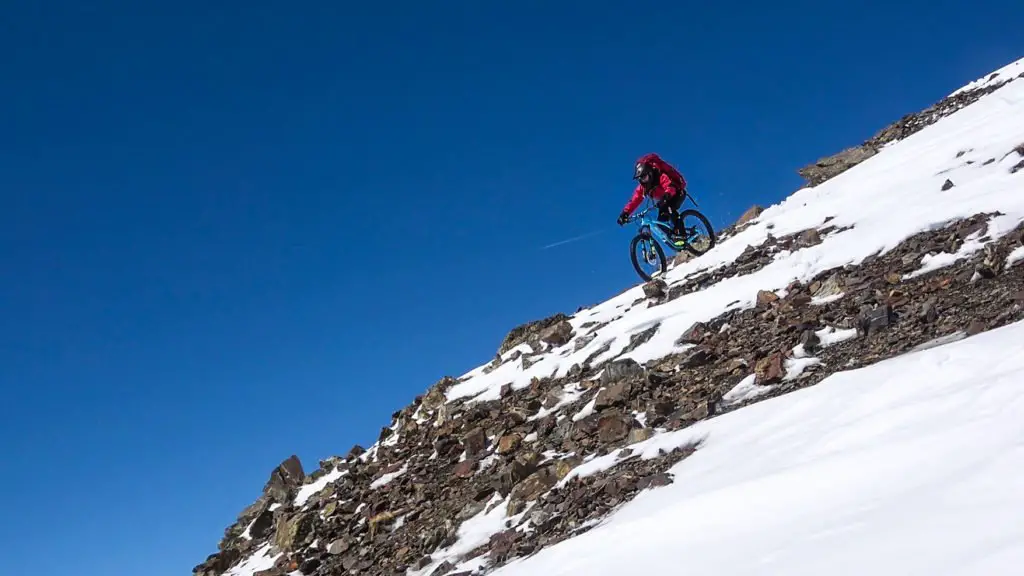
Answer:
[{"xmin": 622, "ymin": 154, "xmax": 686, "ymax": 215}]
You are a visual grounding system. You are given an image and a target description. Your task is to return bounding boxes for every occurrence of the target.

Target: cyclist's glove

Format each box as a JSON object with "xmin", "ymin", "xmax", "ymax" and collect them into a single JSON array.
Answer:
[{"xmin": 617, "ymin": 211, "xmax": 629, "ymax": 226}]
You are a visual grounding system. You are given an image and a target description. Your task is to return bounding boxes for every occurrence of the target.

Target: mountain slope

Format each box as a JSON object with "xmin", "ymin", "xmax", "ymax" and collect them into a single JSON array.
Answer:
[{"xmin": 192, "ymin": 57, "xmax": 1024, "ymax": 576}]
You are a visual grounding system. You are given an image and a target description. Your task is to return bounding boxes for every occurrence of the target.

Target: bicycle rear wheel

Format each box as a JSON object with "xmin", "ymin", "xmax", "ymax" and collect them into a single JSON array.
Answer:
[
  {"xmin": 677, "ymin": 209, "xmax": 716, "ymax": 257},
  {"xmin": 630, "ymin": 234, "xmax": 667, "ymax": 282}
]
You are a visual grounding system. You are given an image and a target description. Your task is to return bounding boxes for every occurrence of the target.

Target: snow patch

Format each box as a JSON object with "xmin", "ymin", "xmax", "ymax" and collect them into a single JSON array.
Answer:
[{"xmin": 294, "ymin": 467, "xmax": 349, "ymax": 507}]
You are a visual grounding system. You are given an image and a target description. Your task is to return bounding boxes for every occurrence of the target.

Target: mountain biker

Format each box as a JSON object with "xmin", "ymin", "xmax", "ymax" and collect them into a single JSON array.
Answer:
[{"xmin": 617, "ymin": 153, "xmax": 688, "ymax": 247}]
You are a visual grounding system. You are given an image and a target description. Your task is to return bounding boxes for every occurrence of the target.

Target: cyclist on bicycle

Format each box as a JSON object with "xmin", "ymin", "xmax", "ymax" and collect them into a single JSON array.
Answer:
[{"xmin": 617, "ymin": 153, "xmax": 688, "ymax": 248}]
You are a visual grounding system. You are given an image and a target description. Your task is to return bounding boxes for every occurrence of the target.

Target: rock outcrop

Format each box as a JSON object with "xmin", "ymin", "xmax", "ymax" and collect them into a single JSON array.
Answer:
[{"xmin": 798, "ymin": 70, "xmax": 1024, "ymax": 187}]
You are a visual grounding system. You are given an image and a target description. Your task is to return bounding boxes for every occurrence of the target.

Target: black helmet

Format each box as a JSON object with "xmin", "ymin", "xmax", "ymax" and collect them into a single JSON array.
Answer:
[{"xmin": 633, "ymin": 160, "xmax": 656, "ymax": 185}]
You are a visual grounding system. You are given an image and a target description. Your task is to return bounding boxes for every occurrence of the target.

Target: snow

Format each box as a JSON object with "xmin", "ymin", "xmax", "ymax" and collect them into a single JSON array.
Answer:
[
  {"xmin": 904, "ymin": 229, "xmax": 988, "ymax": 279},
  {"xmin": 294, "ymin": 467, "xmax": 349, "ymax": 507},
  {"xmin": 1006, "ymin": 245, "xmax": 1024, "ymax": 268},
  {"xmin": 223, "ymin": 544, "xmax": 280, "ymax": 576},
  {"xmin": 948, "ymin": 56, "xmax": 1024, "ymax": 96},
  {"xmin": 721, "ymin": 374, "xmax": 772, "ymax": 406},
  {"xmin": 446, "ymin": 76, "xmax": 1024, "ymax": 406},
  {"xmin": 409, "ymin": 494, "xmax": 533, "ymax": 576},
  {"xmin": 493, "ymin": 318, "xmax": 1024, "ymax": 576},
  {"xmin": 370, "ymin": 463, "xmax": 408, "ymax": 489}
]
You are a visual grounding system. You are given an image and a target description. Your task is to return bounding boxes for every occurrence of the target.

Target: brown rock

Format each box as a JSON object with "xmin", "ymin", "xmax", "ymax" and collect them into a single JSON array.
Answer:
[
  {"xmin": 327, "ymin": 537, "xmax": 353, "ymax": 555},
  {"xmin": 643, "ymin": 279, "xmax": 668, "ymax": 299},
  {"xmin": 756, "ymin": 290, "xmax": 780, "ymax": 307},
  {"xmin": 497, "ymin": 312, "xmax": 569, "ymax": 355},
  {"xmin": 597, "ymin": 412, "xmax": 634, "ymax": 444},
  {"xmin": 453, "ymin": 460, "xmax": 478, "ymax": 479},
  {"xmin": 798, "ymin": 228, "xmax": 822, "ymax": 247},
  {"xmin": 263, "ymin": 455, "xmax": 305, "ymax": 503},
  {"xmin": 679, "ymin": 345, "xmax": 715, "ymax": 368},
  {"xmin": 735, "ymin": 205, "xmax": 765, "ymax": 227},
  {"xmin": 637, "ymin": 472, "xmax": 674, "ymax": 490},
  {"xmin": 555, "ymin": 456, "xmax": 584, "ymax": 480},
  {"xmin": 789, "ymin": 293, "xmax": 813, "ymax": 308},
  {"xmin": 799, "ymin": 329, "xmax": 821, "ymax": 352},
  {"xmin": 676, "ymin": 322, "xmax": 708, "ymax": 345},
  {"xmin": 595, "ymin": 380, "xmax": 632, "ymax": 409},
  {"xmin": 510, "ymin": 466, "xmax": 558, "ymax": 504},
  {"xmin": 540, "ymin": 320, "xmax": 574, "ymax": 347},
  {"xmin": 755, "ymin": 353, "xmax": 786, "ymax": 385},
  {"xmin": 966, "ymin": 319, "xmax": 987, "ymax": 336},
  {"xmin": 628, "ymin": 428, "xmax": 654, "ymax": 444},
  {"xmin": 496, "ymin": 434, "xmax": 523, "ymax": 454},
  {"xmin": 463, "ymin": 428, "xmax": 488, "ymax": 458}
]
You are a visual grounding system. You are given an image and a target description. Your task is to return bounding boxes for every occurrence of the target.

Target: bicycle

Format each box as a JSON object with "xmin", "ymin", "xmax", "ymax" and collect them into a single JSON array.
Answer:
[{"xmin": 626, "ymin": 198, "xmax": 716, "ymax": 281}]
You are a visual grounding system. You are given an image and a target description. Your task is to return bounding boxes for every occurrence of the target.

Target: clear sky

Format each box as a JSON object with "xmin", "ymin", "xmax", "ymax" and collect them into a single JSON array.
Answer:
[{"xmin": 1, "ymin": 1, "xmax": 1021, "ymax": 575}]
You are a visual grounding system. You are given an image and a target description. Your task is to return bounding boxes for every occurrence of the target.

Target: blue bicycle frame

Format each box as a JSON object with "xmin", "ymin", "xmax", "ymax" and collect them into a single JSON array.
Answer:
[{"xmin": 628, "ymin": 201, "xmax": 679, "ymax": 252}]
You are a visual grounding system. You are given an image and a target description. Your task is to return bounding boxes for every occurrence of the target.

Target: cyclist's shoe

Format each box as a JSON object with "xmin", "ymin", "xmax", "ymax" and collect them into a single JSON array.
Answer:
[{"xmin": 670, "ymin": 236, "xmax": 688, "ymax": 249}]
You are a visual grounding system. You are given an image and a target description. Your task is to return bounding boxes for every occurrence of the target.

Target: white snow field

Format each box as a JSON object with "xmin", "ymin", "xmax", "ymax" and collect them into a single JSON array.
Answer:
[
  {"xmin": 489, "ymin": 318, "xmax": 1024, "ymax": 576},
  {"xmin": 220, "ymin": 57, "xmax": 1024, "ymax": 576}
]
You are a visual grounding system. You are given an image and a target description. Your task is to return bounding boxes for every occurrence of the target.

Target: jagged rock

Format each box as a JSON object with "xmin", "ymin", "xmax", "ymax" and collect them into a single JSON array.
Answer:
[
  {"xmin": 497, "ymin": 312, "xmax": 569, "ymax": 355},
  {"xmin": 643, "ymin": 279, "xmax": 668, "ymax": 299},
  {"xmin": 799, "ymin": 329, "xmax": 821, "ymax": 352},
  {"xmin": 273, "ymin": 511, "xmax": 314, "ymax": 552},
  {"xmin": 942, "ymin": 178, "xmax": 956, "ymax": 191},
  {"xmin": 799, "ymin": 146, "xmax": 877, "ymax": 187},
  {"xmin": 421, "ymin": 377, "xmax": 455, "ymax": 411},
  {"xmin": 798, "ymin": 229, "xmax": 822, "ymax": 247},
  {"xmin": 679, "ymin": 345, "xmax": 715, "ymax": 368},
  {"xmin": 600, "ymin": 358, "xmax": 644, "ymax": 385},
  {"xmin": 857, "ymin": 304, "xmax": 896, "ymax": 338},
  {"xmin": 463, "ymin": 428, "xmax": 487, "ymax": 459},
  {"xmin": 676, "ymin": 322, "xmax": 708, "ymax": 345},
  {"xmin": 597, "ymin": 412, "xmax": 635, "ymax": 444},
  {"xmin": 496, "ymin": 434, "xmax": 522, "ymax": 454},
  {"xmin": 263, "ymin": 455, "xmax": 305, "ymax": 503},
  {"xmin": 247, "ymin": 507, "xmax": 275, "ymax": 540},
  {"xmin": 637, "ymin": 472, "xmax": 673, "ymax": 490},
  {"xmin": 299, "ymin": 558, "xmax": 321, "ymax": 574},
  {"xmin": 755, "ymin": 353, "xmax": 786, "ymax": 385},
  {"xmin": 555, "ymin": 456, "xmax": 583, "ymax": 480},
  {"xmin": 735, "ymin": 205, "xmax": 764, "ymax": 227},
  {"xmin": 595, "ymin": 380, "xmax": 632, "ymax": 409},
  {"xmin": 328, "ymin": 537, "xmax": 354, "ymax": 555},
  {"xmin": 510, "ymin": 467, "xmax": 558, "ymax": 506},
  {"xmin": 966, "ymin": 319, "xmax": 987, "ymax": 336},
  {"xmin": 540, "ymin": 320, "xmax": 575, "ymax": 347},
  {"xmin": 756, "ymin": 290, "xmax": 780, "ymax": 307},
  {"xmin": 453, "ymin": 460, "xmax": 477, "ymax": 478},
  {"xmin": 812, "ymin": 274, "xmax": 844, "ymax": 298},
  {"xmin": 628, "ymin": 428, "xmax": 654, "ymax": 444}
]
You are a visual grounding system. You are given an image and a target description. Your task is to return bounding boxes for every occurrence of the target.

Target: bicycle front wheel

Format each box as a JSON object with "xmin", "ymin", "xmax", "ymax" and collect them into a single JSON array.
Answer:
[{"xmin": 630, "ymin": 234, "xmax": 667, "ymax": 282}]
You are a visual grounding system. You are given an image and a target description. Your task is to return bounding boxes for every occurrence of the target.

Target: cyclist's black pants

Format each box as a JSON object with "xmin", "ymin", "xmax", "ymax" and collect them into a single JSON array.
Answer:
[{"xmin": 656, "ymin": 190, "xmax": 686, "ymax": 233}]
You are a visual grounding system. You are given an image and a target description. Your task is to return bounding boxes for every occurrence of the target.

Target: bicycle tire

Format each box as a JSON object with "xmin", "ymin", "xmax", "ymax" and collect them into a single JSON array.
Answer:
[
  {"xmin": 630, "ymin": 234, "xmax": 667, "ymax": 282},
  {"xmin": 678, "ymin": 209, "xmax": 717, "ymax": 257}
]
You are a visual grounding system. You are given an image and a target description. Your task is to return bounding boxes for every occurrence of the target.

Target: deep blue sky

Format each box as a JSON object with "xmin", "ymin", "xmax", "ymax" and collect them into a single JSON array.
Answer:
[{"xmin": 1, "ymin": 1, "xmax": 1021, "ymax": 574}]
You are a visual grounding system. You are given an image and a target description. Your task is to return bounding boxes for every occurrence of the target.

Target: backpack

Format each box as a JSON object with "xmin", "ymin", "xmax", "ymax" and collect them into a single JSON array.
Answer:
[{"xmin": 640, "ymin": 153, "xmax": 687, "ymax": 191}]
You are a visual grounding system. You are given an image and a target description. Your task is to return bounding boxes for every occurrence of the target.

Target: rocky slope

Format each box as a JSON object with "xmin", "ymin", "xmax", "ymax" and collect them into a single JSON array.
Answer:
[{"xmin": 191, "ymin": 59, "xmax": 1024, "ymax": 576}]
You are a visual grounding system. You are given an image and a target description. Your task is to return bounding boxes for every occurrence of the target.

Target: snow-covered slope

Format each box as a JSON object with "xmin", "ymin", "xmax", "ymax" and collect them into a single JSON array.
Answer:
[
  {"xmin": 193, "ymin": 56, "xmax": 1024, "ymax": 576},
  {"xmin": 490, "ymin": 318, "xmax": 1024, "ymax": 576}
]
